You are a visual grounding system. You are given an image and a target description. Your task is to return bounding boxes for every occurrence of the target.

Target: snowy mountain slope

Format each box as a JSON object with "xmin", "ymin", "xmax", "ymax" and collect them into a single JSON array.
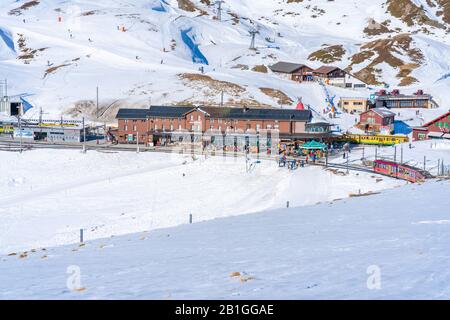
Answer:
[
  {"xmin": 1, "ymin": 179, "xmax": 449, "ymax": 299},
  {"xmin": 0, "ymin": 0, "xmax": 448, "ymax": 126}
]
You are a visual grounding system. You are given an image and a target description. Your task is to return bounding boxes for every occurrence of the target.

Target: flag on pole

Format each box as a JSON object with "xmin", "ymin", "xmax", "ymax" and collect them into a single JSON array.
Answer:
[{"xmin": 20, "ymin": 97, "xmax": 34, "ymax": 114}]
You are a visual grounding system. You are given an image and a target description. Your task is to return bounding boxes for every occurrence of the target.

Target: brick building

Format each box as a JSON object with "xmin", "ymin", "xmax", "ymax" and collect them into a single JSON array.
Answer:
[
  {"xmin": 116, "ymin": 106, "xmax": 326, "ymax": 146},
  {"xmin": 412, "ymin": 111, "xmax": 450, "ymax": 141},
  {"xmin": 357, "ymin": 108, "xmax": 395, "ymax": 134}
]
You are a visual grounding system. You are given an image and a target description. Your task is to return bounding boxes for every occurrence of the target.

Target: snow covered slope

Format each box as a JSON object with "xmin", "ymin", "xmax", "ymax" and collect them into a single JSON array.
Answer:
[
  {"xmin": 0, "ymin": 0, "xmax": 448, "ymax": 126},
  {"xmin": 1, "ymin": 179, "xmax": 449, "ymax": 299},
  {"xmin": 0, "ymin": 148, "xmax": 404, "ymax": 254}
]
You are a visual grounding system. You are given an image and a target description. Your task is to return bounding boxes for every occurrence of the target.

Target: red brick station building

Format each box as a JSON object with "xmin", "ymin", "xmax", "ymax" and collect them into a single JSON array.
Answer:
[{"xmin": 115, "ymin": 105, "xmax": 332, "ymax": 149}]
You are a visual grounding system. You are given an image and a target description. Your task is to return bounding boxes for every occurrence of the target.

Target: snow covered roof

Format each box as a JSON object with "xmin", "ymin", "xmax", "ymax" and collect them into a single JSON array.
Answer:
[
  {"xmin": 366, "ymin": 107, "xmax": 395, "ymax": 118},
  {"xmin": 269, "ymin": 62, "xmax": 310, "ymax": 74}
]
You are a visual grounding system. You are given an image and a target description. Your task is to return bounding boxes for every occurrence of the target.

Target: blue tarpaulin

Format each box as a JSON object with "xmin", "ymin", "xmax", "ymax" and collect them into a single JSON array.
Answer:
[
  {"xmin": 181, "ymin": 28, "xmax": 209, "ymax": 65},
  {"xmin": 152, "ymin": 0, "xmax": 167, "ymax": 12},
  {"xmin": 20, "ymin": 97, "xmax": 34, "ymax": 114},
  {"xmin": 0, "ymin": 28, "xmax": 15, "ymax": 52},
  {"xmin": 394, "ymin": 120, "xmax": 412, "ymax": 135}
]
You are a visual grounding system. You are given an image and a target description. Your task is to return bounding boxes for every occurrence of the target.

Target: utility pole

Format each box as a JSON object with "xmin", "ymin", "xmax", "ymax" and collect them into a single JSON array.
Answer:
[
  {"xmin": 346, "ymin": 152, "xmax": 349, "ymax": 174},
  {"xmin": 82, "ymin": 117, "xmax": 86, "ymax": 153},
  {"xmin": 96, "ymin": 86, "xmax": 99, "ymax": 119},
  {"xmin": 424, "ymin": 155, "xmax": 426, "ymax": 171},
  {"xmin": 400, "ymin": 144, "xmax": 403, "ymax": 164},
  {"xmin": 136, "ymin": 131, "xmax": 140, "ymax": 153},
  {"xmin": 18, "ymin": 112, "xmax": 23, "ymax": 154},
  {"xmin": 249, "ymin": 29, "xmax": 259, "ymax": 50},
  {"xmin": 394, "ymin": 146, "xmax": 397, "ymax": 163},
  {"xmin": 215, "ymin": 1, "xmax": 224, "ymax": 21}
]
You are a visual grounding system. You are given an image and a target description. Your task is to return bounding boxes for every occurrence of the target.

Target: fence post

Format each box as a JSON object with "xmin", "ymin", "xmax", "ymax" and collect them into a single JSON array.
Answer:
[
  {"xmin": 80, "ymin": 229, "xmax": 84, "ymax": 243},
  {"xmin": 286, "ymin": 201, "xmax": 290, "ymax": 208},
  {"xmin": 189, "ymin": 214, "xmax": 193, "ymax": 224},
  {"xmin": 424, "ymin": 156, "xmax": 426, "ymax": 171}
]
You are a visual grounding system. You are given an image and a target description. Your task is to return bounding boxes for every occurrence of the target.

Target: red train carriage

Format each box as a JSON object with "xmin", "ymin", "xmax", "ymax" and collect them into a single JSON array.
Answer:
[{"xmin": 373, "ymin": 160, "xmax": 427, "ymax": 183}]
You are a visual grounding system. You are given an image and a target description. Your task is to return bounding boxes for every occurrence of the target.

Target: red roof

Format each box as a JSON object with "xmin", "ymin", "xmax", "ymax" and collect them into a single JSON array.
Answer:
[{"xmin": 422, "ymin": 111, "xmax": 450, "ymax": 127}]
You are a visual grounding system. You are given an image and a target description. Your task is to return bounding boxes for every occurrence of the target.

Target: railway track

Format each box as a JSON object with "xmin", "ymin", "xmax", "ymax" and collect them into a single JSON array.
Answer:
[{"xmin": 0, "ymin": 139, "xmax": 433, "ymax": 182}]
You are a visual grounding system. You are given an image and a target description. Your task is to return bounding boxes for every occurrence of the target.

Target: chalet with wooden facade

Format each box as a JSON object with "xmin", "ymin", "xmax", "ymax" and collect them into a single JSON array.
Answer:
[
  {"xmin": 313, "ymin": 66, "xmax": 368, "ymax": 89},
  {"xmin": 115, "ymin": 106, "xmax": 333, "ymax": 147},
  {"xmin": 269, "ymin": 62, "xmax": 314, "ymax": 82},
  {"xmin": 412, "ymin": 111, "xmax": 450, "ymax": 141},
  {"xmin": 357, "ymin": 108, "xmax": 395, "ymax": 135}
]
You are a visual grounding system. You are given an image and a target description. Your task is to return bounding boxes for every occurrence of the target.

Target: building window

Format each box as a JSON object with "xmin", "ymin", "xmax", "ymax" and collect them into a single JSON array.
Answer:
[
  {"xmin": 124, "ymin": 125, "xmax": 128, "ymax": 131},
  {"xmin": 133, "ymin": 125, "xmax": 137, "ymax": 131},
  {"xmin": 190, "ymin": 115, "xmax": 194, "ymax": 121},
  {"xmin": 256, "ymin": 124, "xmax": 261, "ymax": 131}
]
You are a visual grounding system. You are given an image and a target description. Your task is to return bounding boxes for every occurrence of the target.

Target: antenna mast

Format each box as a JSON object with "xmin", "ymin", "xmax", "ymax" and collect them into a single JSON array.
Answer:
[
  {"xmin": 249, "ymin": 29, "xmax": 259, "ymax": 50},
  {"xmin": 215, "ymin": 1, "xmax": 224, "ymax": 21}
]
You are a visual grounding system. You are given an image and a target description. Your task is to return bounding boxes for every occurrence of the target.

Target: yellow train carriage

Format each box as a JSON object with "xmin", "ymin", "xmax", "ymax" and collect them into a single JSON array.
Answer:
[
  {"xmin": 0, "ymin": 124, "xmax": 14, "ymax": 134},
  {"xmin": 338, "ymin": 134, "xmax": 409, "ymax": 146}
]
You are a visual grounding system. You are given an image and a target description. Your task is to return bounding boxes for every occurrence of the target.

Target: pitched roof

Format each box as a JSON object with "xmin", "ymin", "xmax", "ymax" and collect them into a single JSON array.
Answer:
[
  {"xmin": 115, "ymin": 108, "xmax": 149, "ymax": 119},
  {"xmin": 148, "ymin": 105, "xmax": 193, "ymax": 118},
  {"xmin": 269, "ymin": 62, "xmax": 309, "ymax": 74},
  {"xmin": 366, "ymin": 107, "xmax": 395, "ymax": 118},
  {"xmin": 186, "ymin": 106, "xmax": 312, "ymax": 121},
  {"xmin": 313, "ymin": 66, "xmax": 342, "ymax": 75},
  {"xmin": 117, "ymin": 106, "xmax": 312, "ymax": 121},
  {"xmin": 422, "ymin": 110, "xmax": 450, "ymax": 127}
]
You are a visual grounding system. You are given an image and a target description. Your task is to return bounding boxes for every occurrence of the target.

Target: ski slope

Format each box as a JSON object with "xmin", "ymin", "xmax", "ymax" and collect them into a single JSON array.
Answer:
[
  {"xmin": 1, "ymin": 179, "xmax": 449, "ymax": 299},
  {"xmin": 0, "ymin": 0, "xmax": 448, "ymax": 132}
]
